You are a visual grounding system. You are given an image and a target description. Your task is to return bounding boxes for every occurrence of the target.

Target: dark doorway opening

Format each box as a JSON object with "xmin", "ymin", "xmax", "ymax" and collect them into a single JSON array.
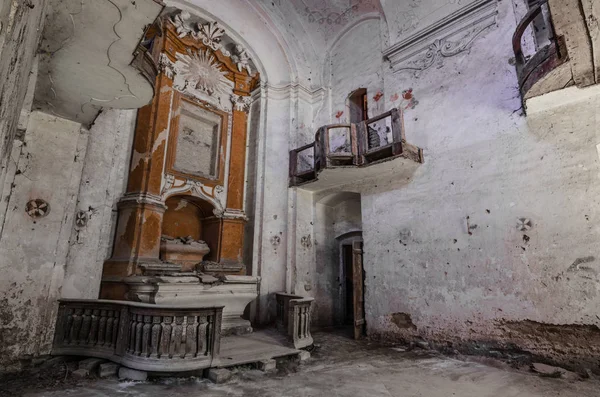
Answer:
[
  {"xmin": 339, "ymin": 238, "xmax": 366, "ymax": 339},
  {"xmin": 348, "ymin": 88, "xmax": 368, "ymax": 124}
]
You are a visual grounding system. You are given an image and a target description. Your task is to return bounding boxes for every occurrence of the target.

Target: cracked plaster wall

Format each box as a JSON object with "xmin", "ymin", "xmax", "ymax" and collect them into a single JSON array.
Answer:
[
  {"xmin": 0, "ymin": 0, "xmax": 48, "ymax": 214},
  {"xmin": 62, "ymin": 109, "xmax": 137, "ymax": 299},
  {"xmin": 0, "ymin": 108, "xmax": 137, "ymax": 371},
  {"xmin": 0, "ymin": 111, "xmax": 86, "ymax": 372}
]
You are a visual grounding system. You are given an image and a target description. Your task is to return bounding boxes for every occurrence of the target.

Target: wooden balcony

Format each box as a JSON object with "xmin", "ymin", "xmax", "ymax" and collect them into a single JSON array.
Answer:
[
  {"xmin": 289, "ymin": 109, "xmax": 424, "ymax": 190},
  {"xmin": 512, "ymin": 0, "xmax": 572, "ymax": 102}
]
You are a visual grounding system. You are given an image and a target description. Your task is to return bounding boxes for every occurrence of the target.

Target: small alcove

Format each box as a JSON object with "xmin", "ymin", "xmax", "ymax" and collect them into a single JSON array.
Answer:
[{"xmin": 161, "ymin": 195, "xmax": 221, "ymax": 271}]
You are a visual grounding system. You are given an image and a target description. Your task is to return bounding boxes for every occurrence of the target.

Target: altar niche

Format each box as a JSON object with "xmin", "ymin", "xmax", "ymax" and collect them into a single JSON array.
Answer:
[{"xmin": 100, "ymin": 10, "xmax": 260, "ymax": 302}]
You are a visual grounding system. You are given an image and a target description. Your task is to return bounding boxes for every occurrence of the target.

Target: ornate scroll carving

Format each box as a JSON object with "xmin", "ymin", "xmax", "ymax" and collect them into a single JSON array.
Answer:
[
  {"xmin": 161, "ymin": 174, "xmax": 226, "ymax": 218},
  {"xmin": 383, "ymin": 0, "xmax": 499, "ymax": 76}
]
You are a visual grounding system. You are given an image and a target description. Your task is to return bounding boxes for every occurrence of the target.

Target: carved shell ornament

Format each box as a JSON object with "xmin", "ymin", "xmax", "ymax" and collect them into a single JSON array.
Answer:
[
  {"xmin": 170, "ymin": 11, "xmax": 231, "ymax": 57},
  {"xmin": 176, "ymin": 49, "xmax": 231, "ymax": 96},
  {"xmin": 195, "ymin": 21, "xmax": 231, "ymax": 57}
]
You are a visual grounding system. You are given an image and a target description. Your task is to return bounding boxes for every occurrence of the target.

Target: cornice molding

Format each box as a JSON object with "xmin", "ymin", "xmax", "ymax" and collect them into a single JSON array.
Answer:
[{"xmin": 383, "ymin": 0, "xmax": 499, "ymax": 76}]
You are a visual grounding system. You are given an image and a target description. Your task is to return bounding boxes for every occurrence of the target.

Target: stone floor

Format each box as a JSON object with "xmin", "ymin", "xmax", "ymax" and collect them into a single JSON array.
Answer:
[{"xmin": 4, "ymin": 331, "xmax": 600, "ymax": 397}]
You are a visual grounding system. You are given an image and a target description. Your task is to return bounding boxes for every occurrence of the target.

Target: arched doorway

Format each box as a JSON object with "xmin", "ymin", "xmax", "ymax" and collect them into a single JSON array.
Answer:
[{"xmin": 314, "ymin": 191, "xmax": 366, "ymax": 338}]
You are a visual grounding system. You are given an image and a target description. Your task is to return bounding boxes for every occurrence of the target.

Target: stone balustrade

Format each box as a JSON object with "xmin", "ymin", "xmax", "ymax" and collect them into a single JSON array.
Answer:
[
  {"xmin": 52, "ymin": 299, "xmax": 223, "ymax": 372},
  {"xmin": 276, "ymin": 293, "xmax": 314, "ymax": 349}
]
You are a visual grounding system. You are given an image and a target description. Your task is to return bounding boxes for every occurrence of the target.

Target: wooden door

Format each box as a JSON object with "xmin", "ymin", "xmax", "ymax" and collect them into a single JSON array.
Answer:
[{"xmin": 352, "ymin": 241, "xmax": 366, "ymax": 339}]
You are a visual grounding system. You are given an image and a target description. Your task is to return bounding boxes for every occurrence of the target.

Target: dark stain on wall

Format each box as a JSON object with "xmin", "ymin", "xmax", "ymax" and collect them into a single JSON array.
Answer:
[
  {"xmin": 391, "ymin": 312, "xmax": 417, "ymax": 330},
  {"xmin": 567, "ymin": 256, "xmax": 595, "ymax": 272}
]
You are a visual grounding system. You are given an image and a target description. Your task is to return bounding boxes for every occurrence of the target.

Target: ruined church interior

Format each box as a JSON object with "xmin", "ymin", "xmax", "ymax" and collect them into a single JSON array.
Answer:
[{"xmin": 1, "ymin": 0, "xmax": 600, "ymax": 395}]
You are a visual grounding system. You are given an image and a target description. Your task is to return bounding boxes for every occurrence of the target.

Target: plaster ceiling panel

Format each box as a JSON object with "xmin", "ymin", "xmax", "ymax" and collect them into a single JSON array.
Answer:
[
  {"xmin": 381, "ymin": 0, "xmax": 479, "ymax": 45},
  {"xmin": 34, "ymin": 0, "xmax": 164, "ymax": 127}
]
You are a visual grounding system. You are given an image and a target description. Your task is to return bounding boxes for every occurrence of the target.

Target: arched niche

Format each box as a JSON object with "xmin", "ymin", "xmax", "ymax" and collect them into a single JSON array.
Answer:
[{"xmin": 161, "ymin": 195, "xmax": 218, "ymax": 271}]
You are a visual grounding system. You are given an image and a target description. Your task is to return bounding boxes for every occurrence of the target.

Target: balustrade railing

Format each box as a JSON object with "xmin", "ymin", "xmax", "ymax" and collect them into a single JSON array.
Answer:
[
  {"xmin": 52, "ymin": 299, "xmax": 223, "ymax": 372},
  {"xmin": 512, "ymin": 0, "xmax": 568, "ymax": 99},
  {"xmin": 289, "ymin": 108, "xmax": 424, "ymax": 187},
  {"xmin": 276, "ymin": 293, "xmax": 314, "ymax": 349}
]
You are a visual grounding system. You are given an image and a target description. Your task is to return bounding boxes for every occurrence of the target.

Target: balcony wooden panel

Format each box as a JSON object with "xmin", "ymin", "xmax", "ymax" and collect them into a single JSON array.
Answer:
[{"xmin": 289, "ymin": 109, "xmax": 424, "ymax": 191}]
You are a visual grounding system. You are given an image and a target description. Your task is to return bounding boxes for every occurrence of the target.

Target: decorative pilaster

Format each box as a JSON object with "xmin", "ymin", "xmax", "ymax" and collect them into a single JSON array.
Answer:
[{"xmin": 101, "ymin": 70, "xmax": 174, "ymax": 297}]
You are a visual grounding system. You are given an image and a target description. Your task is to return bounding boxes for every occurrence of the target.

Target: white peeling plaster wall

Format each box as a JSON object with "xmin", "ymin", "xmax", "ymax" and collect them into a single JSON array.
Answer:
[
  {"xmin": 254, "ymin": 93, "xmax": 292, "ymax": 324},
  {"xmin": 0, "ymin": 0, "xmax": 48, "ymax": 214},
  {"xmin": 333, "ymin": 199, "xmax": 362, "ymax": 238},
  {"xmin": 290, "ymin": 0, "xmax": 600, "ymax": 356},
  {"xmin": 326, "ymin": 18, "xmax": 385, "ymax": 125},
  {"xmin": 0, "ymin": 112, "xmax": 86, "ymax": 371},
  {"xmin": 302, "ymin": 196, "xmax": 363, "ymax": 328},
  {"xmin": 0, "ymin": 109, "xmax": 136, "ymax": 371},
  {"xmin": 360, "ymin": 0, "xmax": 600, "ymax": 346},
  {"xmin": 313, "ymin": 201, "xmax": 337, "ymax": 327},
  {"xmin": 292, "ymin": 189, "xmax": 316, "ymax": 297},
  {"xmin": 62, "ymin": 109, "xmax": 137, "ymax": 299}
]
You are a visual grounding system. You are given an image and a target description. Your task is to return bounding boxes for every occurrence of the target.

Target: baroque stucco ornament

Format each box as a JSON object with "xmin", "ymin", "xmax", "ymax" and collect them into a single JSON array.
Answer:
[
  {"xmin": 172, "ymin": 10, "xmax": 194, "ymax": 38},
  {"xmin": 162, "ymin": 174, "xmax": 226, "ymax": 217},
  {"xmin": 383, "ymin": 0, "xmax": 498, "ymax": 76},
  {"xmin": 195, "ymin": 21, "xmax": 231, "ymax": 57},
  {"xmin": 159, "ymin": 53, "xmax": 175, "ymax": 79},
  {"xmin": 176, "ymin": 49, "xmax": 231, "ymax": 96},
  {"xmin": 231, "ymin": 45, "xmax": 252, "ymax": 75},
  {"xmin": 398, "ymin": 30, "xmax": 489, "ymax": 75},
  {"xmin": 231, "ymin": 94, "xmax": 252, "ymax": 112},
  {"xmin": 170, "ymin": 12, "xmax": 231, "ymax": 57}
]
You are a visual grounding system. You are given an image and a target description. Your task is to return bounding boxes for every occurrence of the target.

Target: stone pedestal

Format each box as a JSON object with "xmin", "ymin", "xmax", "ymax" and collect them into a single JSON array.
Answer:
[{"xmin": 124, "ymin": 275, "xmax": 258, "ymax": 334}]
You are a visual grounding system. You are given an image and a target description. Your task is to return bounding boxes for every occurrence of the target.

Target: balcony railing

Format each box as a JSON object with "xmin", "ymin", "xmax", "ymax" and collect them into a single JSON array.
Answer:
[
  {"xmin": 512, "ymin": 0, "xmax": 570, "ymax": 101},
  {"xmin": 289, "ymin": 108, "xmax": 424, "ymax": 187},
  {"xmin": 276, "ymin": 293, "xmax": 314, "ymax": 349},
  {"xmin": 52, "ymin": 299, "xmax": 223, "ymax": 373}
]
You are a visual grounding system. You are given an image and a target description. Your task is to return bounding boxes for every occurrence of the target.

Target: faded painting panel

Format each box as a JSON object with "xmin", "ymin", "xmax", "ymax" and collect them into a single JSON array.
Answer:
[{"xmin": 174, "ymin": 101, "xmax": 222, "ymax": 179}]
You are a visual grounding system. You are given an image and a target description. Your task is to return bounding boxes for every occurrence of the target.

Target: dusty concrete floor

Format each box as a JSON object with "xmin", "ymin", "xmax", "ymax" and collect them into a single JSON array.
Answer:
[{"xmin": 4, "ymin": 331, "xmax": 600, "ymax": 397}]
